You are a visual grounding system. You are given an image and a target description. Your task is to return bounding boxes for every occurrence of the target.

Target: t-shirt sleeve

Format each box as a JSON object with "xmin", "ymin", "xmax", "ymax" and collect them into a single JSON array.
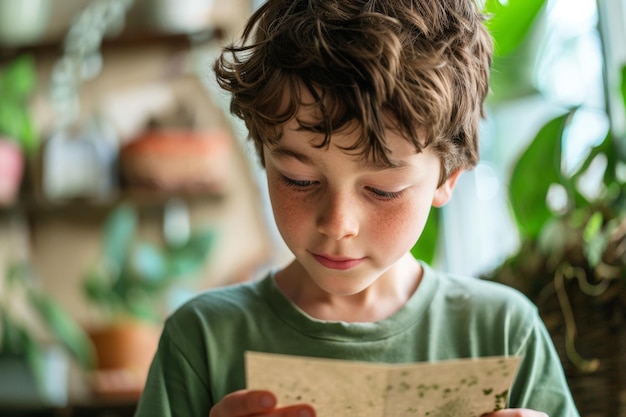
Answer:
[
  {"xmin": 508, "ymin": 309, "xmax": 580, "ymax": 417},
  {"xmin": 134, "ymin": 316, "xmax": 212, "ymax": 417}
]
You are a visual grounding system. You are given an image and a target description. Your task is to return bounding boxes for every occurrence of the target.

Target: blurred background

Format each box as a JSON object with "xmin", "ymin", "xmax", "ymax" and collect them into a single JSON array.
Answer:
[{"xmin": 0, "ymin": 0, "xmax": 624, "ymax": 416}]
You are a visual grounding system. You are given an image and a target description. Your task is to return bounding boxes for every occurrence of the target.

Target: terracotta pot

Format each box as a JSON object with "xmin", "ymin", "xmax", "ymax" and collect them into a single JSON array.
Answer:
[
  {"xmin": 0, "ymin": 138, "xmax": 25, "ymax": 206},
  {"xmin": 119, "ymin": 129, "xmax": 232, "ymax": 192},
  {"xmin": 88, "ymin": 321, "xmax": 161, "ymax": 398}
]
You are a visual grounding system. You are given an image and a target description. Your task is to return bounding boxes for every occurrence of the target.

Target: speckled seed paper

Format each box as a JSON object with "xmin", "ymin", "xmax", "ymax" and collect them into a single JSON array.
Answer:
[{"xmin": 245, "ymin": 351, "xmax": 521, "ymax": 417}]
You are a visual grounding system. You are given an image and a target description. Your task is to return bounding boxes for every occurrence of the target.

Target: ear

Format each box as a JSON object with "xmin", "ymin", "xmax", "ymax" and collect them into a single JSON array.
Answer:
[{"xmin": 433, "ymin": 168, "xmax": 463, "ymax": 208}]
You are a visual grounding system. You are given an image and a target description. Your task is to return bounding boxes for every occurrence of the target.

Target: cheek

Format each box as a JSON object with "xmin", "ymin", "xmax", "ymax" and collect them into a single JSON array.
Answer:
[
  {"xmin": 271, "ymin": 194, "xmax": 301, "ymax": 230},
  {"xmin": 368, "ymin": 199, "xmax": 433, "ymax": 251},
  {"xmin": 267, "ymin": 181, "xmax": 309, "ymax": 243}
]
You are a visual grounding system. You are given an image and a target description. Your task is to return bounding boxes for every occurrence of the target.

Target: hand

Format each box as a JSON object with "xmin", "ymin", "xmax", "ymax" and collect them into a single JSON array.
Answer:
[
  {"xmin": 209, "ymin": 389, "xmax": 316, "ymax": 417},
  {"xmin": 483, "ymin": 409, "xmax": 548, "ymax": 417}
]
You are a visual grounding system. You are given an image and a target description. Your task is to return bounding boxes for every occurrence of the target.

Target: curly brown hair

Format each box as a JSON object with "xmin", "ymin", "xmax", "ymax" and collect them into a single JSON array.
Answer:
[{"xmin": 214, "ymin": 0, "xmax": 492, "ymax": 182}]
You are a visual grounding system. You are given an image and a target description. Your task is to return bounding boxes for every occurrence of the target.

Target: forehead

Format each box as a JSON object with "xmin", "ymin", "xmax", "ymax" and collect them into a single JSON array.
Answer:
[{"xmin": 276, "ymin": 116, "xmax": 420, "ymax": 170}]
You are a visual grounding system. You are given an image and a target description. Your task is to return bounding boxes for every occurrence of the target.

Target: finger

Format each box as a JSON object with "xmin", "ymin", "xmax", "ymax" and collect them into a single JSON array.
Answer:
[
  {"xmin": 209, "ymin": 389, "xmax": 276, "ymax": 417},
  {"xmin": 482, "ymin": 409, "xmax": 548, "ymax": 417},
  {"xmin": 264, "ymin": 404, "xmax": 315, "ymax": 417}
]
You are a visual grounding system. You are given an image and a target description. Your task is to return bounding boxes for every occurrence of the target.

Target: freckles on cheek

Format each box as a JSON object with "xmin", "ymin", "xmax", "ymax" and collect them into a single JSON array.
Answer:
[
  {"xmin": 371, "ymin": 203, "xmax": 431, "ymax": 249},
  {"xmin": 270, "ymin": 192, "xmax": 306, "ymax": 237}
]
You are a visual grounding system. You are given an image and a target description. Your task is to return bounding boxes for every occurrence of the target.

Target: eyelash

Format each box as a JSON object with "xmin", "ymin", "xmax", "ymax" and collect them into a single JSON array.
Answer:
[
  {"xmin": 281, "ymin": 175, "xmax": 402, "ymax": 201},
  {"xmin": 281, "ymin": 176, "xmax": 315, "ymax": 189},
  {"xmin": 366, "ymin": 187, "xmax": 403, "ymax": 200}
]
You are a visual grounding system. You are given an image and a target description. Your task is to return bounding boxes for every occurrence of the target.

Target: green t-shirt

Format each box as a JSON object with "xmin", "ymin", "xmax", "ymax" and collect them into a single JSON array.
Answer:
[{"xmin": 135, "ymin": 262, "xmax": 579, "ymax": 416}]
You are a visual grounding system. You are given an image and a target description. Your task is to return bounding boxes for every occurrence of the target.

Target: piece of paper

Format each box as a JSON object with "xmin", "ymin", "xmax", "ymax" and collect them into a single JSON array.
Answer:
[{"xmin": 245, "ymin": 351, "xmax": 521, "ymax": 417}]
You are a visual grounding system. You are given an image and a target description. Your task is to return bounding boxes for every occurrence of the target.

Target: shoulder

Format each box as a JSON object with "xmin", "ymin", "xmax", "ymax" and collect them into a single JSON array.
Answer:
[
  {"xmin": 176, "ymin": 277, "xmax": 266, "ymax": 317},
  {"xmin": 425, "ymin": 266, "xmax": 541, "ymax": 349},
  {"xmin": 163, "ymin": 277, "xmax": 269, "ymax": 338},
  {"xmin": 434, "ymin": 268, "xmax": 537, "ymax": 315}
]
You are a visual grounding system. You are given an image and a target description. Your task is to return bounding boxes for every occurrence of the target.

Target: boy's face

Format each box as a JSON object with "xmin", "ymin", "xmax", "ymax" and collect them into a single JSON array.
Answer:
[{"xmin": 264, "ymin": 115, "xmax": 461, "ymax": 297}]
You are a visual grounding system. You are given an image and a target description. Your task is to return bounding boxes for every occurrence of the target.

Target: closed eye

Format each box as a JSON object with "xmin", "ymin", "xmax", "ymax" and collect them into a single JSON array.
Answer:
[
  {"xmin": 366, "ymin": 187, "xmax": 403, "ymax": 200},
  {"xmin": 281, "ymin": 175, "xmax": 316, "ymax": 189}
]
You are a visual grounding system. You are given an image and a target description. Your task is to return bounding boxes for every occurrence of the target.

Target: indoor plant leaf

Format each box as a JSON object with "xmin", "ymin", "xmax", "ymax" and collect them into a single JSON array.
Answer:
[
  {"xmin": 0, "ymin": 308, "xmax": 45, "ymax": 395},
  {"xmin": 508, "ymin": 110, "xmax": 574, "ymax": 240},
  {"xmin": 83, "ymin": 265, "xmax": 124, "ymax": 315},
  {"xmin": 0, "ymin": 54, "xmax": 36, "ymax": 98},
  {"xmin": 84, "ymin": 204, "xmax": 217, "ymax": 324},
  {"xmin": 484, "ymin": 0, "xmax": 546, "ymax": 57},
  {"xmin": 0, "ymin": 54, "xmax": 38, "ymax": 155},
  {"xmin": 582, "ymin": 211, "xmax": 606, "ymax": 268},
  {"xmin": 0, "ymin": 97, "xmax": 23, "ymax": 139},
  {"xmin": 570, "ymin": 131, "xmax": 616, "ymax": 187},
  {"xmin": 22, "ymin": 333, "xmax": 46, "ymax": 396},
  {"xmin": 484, "ymin": 0, "xmax": 546, "ymax": 102},
  {"xmin": 166, "ymin": 230, "xmax": 215, "ymax": 278},
  {"xmin": 410, "ymin": 208, "xmax": 439, "ymax": 264},
  {"xmin": 28, "ymin": 292, "xmax": 94, "ymax": 369},
  {"xmin": 0, "ymin": 305, "xmax": 26, "ymax": 353},
  {"xmin": 102, "ymin": 204, "xmax": 137, "ymax": 270},
  {"xmin": 129, "ymin": 242, "xmax": 168, "ymax": 285}
]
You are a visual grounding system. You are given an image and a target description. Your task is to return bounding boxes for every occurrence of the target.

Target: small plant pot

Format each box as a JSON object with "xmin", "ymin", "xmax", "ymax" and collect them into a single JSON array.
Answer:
[
  {"xmin": 119, "ymin": 129, "xmax": 233, "ymax": 193},
  {"xmin": 87, "ymin": 320, "xmax": 161, "ymax": 398},
  {"xmin": 0, "ymin": 138, "xmax": 25, "ymax": 206}
]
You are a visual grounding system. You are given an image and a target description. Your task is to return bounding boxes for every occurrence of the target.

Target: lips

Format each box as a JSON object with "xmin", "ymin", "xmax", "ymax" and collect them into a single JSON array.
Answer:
[{"xmin": 311, "ymin": 253, "xmax": 364, "ymax": 270}]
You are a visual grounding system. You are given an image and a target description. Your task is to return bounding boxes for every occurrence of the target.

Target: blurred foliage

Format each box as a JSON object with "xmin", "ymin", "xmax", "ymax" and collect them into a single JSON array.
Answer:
[
  {"xmin": 0, "ymin": 54, "xmax": 38, "ymax": 155},
  {"xmin": 412, "ymin": 0, "xmax": 548, "ymax": 264},
  {"xmin": 83, "ymin": 203, "xmax": 216, "ymax": 323},
  {"xmin": 484, "ymin": 0, "xmax": 546, "ymax": 58},
  {"xmin": 481, "ymin": 1, "xmax": 626, "ymax": 371},
  {"xmin": 1, "ymin": 259, "xmax": 94, "ymax": 393},
  {"xmin": 410, "ymin": 208, "xmax": 439, "ymax": 264}
]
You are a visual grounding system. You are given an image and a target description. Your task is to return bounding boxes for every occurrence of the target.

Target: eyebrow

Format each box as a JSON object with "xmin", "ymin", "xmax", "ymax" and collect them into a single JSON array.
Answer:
[{"xmin": 269, "ymin": 145, "xmax": 409, "ymax": 171}]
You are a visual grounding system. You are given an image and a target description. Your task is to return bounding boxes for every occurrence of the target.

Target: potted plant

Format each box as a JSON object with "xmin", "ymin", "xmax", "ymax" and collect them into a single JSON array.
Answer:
[
  {"xmin": 482, "ymin": 102, "xmax": 626, "ymax": 415},
  {"xmin": 0, "ymin": 54, "xmax": 38, "ymax": 205},
  {"xmin": 470, "ymin": 1, "xmax": 626, "ymax": 415},
  {"xmin": 82, "ymin": 201, "xmax": 215, "ymax": 396},
  {"xmin": 1, "ymin": 214, "xmax": 94, "ymax": 405}
]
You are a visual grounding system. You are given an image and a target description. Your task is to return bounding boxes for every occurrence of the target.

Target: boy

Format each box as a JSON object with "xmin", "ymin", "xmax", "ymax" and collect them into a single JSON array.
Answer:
[{"xmin": 135, "ymin": 0, "xmax": 579, "ymax": 416}]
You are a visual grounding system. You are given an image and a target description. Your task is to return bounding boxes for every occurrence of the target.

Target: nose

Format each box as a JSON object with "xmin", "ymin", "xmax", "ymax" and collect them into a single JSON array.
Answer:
[{"xmin": 316, "ymin": 190, "xmax": 359, "ymax": 240}]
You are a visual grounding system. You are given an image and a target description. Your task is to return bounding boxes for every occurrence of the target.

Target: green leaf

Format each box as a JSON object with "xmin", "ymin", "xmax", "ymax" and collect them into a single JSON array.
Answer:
[
  {"xmin": 583, "ymin": 232, "xmax": 608, "ymax": 269},
  {"xmin": 124, "ymin": 291, "xmax": 159, "ymax": 322},
  {"xmin": 508, "ymin": 111, "xmax": 574, "ymax": 240},
  {"xmin": 129, "ymin": 243, "xmax": 168, "ymax": 284},
  {"xmin": 411, "ymin": 208, "xmax": 440, "ymax": 264},
  {"xmin": 583, "ymin": 212, "xmax": 603, "ymax": 242},
  {"xmin": 6, "ymin": 261, "xmax": 32, "ymax": 288},
  {"xmin": 166, "ymin": 230, "xmax": 215, "ymax": 278},
  {"xmin": 484, "ymin": 0, "xmax": 547, "ymax": 57},
  {"xmin": 572, "ymin": 131, "xmax": 620, "ymax": 185},
  {"xmin": 83, "ymin": 266, "xmax": 116, "ymax": 308},
  {"xmin": 18, "ymin": 112, "xmax": 37, "ymax": 155},
  {"xmin": 28, "ymin": 292, "xmax": 94, "ymax": 369},
  {"xmin": 0, "ymin": 55, "xmax": 38, "ymax": 154},
  {"xmin": 102, "ymin": 204, "xmax": 138, "ymax": 270},
  {"xmin": 22, "ymin": 334, "xmax": 46, "ymax": 395},
  {"xmin": 1, "ymin": 306, "xmax": 26, "ymax": 353},
  {"xmin": 0, "ymin": 55, "xmax": 36, "ymax": 98},
  {"xmin": 0, "ymin": 96, "xmax": 26, "ymax": 139},
  {"xmin": 180, "ymin": 230, "xmax": 215, "ymax": 261},
  {"xmin": 0, "ymin": 308, "xmax": 47, "ymax": 393}
]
